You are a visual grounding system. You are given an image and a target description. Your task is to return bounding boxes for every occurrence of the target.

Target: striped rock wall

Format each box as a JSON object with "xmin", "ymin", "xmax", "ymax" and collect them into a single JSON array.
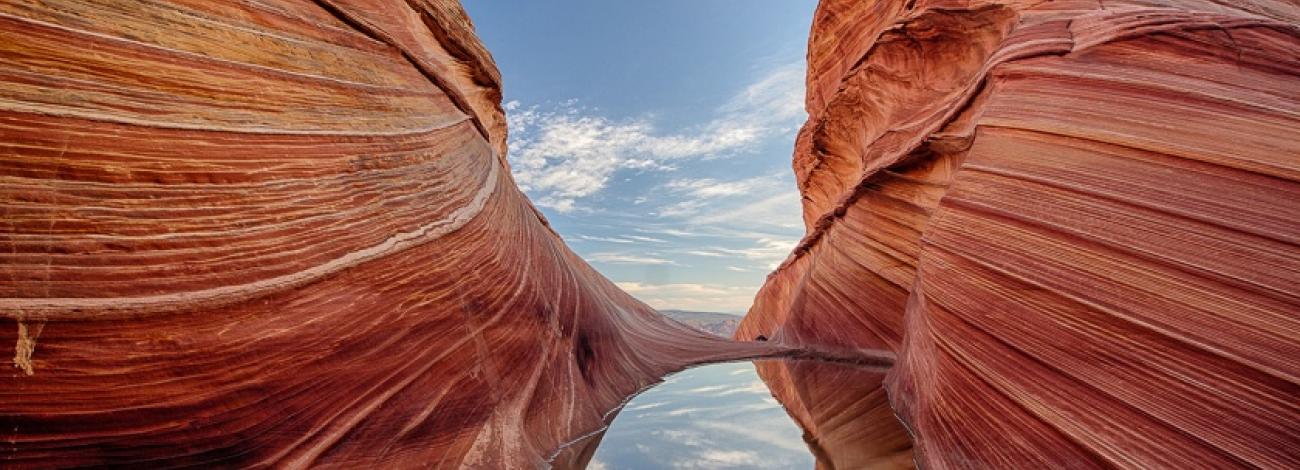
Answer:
[
  {"xmin": 0, "ymin": 1, "xmax": 791, "ymax": 467},
  {"xmin": 739, "ymin": 0, "xmax": 1300, "ymax": 468}
]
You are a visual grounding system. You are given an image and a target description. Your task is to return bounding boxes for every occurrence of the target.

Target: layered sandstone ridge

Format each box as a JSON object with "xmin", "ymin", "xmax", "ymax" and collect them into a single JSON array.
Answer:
[
  {"xmin": 739, "ymin": 0, "xmax": 1300, "ymax": 468},
  {"xmin": 0, "ymin": 1, "xmax": 794, "ymax": 467}
]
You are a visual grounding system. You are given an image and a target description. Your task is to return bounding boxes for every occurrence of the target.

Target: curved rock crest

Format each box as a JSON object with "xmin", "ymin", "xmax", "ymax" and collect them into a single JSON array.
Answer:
[{"xmin": 0, "ymin": 1, "xmax": 786, "ymax": 467}]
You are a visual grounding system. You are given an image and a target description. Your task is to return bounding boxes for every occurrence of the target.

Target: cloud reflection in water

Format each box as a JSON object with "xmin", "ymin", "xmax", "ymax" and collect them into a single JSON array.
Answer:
[{"xmin": 590, "ymin": 362, "xmax": 812, "ymax": 469}]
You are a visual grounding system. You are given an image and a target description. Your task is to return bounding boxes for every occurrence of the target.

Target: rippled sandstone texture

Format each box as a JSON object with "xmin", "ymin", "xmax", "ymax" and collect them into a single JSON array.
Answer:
[
  {"xmin": 0, "ymin": 1, "xmax": 793, "ymax": 467},
  {"xmin": 739, "ymin": 0, "xmax": 1300, "ymax": 468},
  {"xmin": 753, "ymin": 359, "xmax": 914, "ymax": 469}
]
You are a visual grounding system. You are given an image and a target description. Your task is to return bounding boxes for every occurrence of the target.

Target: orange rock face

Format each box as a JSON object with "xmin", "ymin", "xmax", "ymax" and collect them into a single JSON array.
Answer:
[
  {"xmin": 753, "ymin": 359, "xmax": 914, "ymax": 469},
  {"xmin": 739, "ymin": 0, "xmax": 1300, "ymax": 468},
  {"xmin": 0, "ymin": 1, "xmax": 793, "ymax": 467}
]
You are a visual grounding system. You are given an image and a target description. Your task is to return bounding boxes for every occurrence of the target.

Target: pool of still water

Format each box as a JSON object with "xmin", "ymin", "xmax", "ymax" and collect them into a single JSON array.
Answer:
[{"xmin": 587, "ymin": 361, "xmax": 812, "ymax": 470}]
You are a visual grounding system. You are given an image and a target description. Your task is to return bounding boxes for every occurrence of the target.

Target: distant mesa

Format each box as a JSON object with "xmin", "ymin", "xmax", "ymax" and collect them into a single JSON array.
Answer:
[{"xmin": 660, "ymin": 310, "xmax": 742, "ymax": 337}]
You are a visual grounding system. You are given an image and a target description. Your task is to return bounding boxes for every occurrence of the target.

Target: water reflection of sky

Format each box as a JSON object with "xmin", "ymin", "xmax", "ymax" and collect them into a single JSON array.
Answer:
[{"xmin": 589, "ymin": 362, "xmax": 812, "ymax": 469}]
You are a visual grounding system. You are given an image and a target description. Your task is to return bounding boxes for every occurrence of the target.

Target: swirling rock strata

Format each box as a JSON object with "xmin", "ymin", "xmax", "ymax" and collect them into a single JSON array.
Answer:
[
  {"xmin": 752, "ymin": 359, "xmax": 914, "ymax": 469},
  {"xmin": 0, "ymin": 1, "xmax": 788, "ymax": 467},
  {"xmin": 739, "ymin": 0, "xmax": 1300, "ymax": 468}
]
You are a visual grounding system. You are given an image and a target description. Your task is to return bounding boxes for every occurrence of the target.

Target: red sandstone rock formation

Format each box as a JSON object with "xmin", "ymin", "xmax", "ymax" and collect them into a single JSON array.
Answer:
[
  {"xmin": 0, "ymin": 1, "xmax": 794, "ymax": 467},
  {"xmin": 753, "ymin": 359, "xmax": 914, "ymax": 469},
  {"xmin": 739, "ymin": 0, "xmax": 1300, "ymax": 468}
]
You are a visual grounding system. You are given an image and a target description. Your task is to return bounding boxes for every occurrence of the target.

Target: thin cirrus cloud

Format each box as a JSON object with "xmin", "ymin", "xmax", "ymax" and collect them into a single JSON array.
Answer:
[
  {"xmin": 681, "ymin": 238, "xmax": 797, "ymax": 269},
  {"xmin": 623, "ymin": 235, "xmax": 668, "ymax": 243},
  {"xmin": 664, "ymin": 176, "xmax": 776, "ymax": 198},
  {"xmin": 654, "ymin": 173, "xmax": 802, "ymax": 228},
  {"xmin": 674, "ymin": 449, "xmax": 765, "ymax": 469},
  {"xmin": 505, "ymin": 62, "xmax": 805, "ymax": 213},
  {"xmin": 587, "ymin": 253, "xmax": 682, "ymax": 266},
  {"xmin": 576, "ymin": 234, "xmax": 635, "ymax": 244},
  {"xmin": 575, "ymin": 234, "xmax": 668, "ymax": 244},
  {"xmin": 505, "ymin": 62, "xmax": 808, "ymax": 313},
  {"xmin": 615, "ymin": 281, "xmax": 760, "ymax": 313},
  {"xmin": 694, "ymin": 421, "xmax": 810, "ymax": 453}
]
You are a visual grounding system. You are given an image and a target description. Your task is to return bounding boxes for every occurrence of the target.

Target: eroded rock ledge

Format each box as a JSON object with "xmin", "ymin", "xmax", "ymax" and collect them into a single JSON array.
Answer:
[{"xmin": 738, "ymin": 0, "xmax": 1300, "ymax": 468}]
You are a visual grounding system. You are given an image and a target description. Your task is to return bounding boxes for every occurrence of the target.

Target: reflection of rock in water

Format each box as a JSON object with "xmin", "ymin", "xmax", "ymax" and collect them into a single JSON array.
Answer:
[
  {"xmin": 754, "ymin": 360, "xmax": 914, "ymax": 469},
  {"xmin": 560, "ymin": 361, "xmax": 826, "ymax": 469},
  {"xmin": 547, "ymin": 433, "xmax": 605, "ymax": 470}
]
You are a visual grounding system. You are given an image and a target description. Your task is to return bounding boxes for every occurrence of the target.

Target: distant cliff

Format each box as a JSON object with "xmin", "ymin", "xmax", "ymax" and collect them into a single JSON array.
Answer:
[
  {"xmin": 739, "ymin": 0, "xmax": 1300, "ymax": 468},
  {"xmin": 660, "ymin": 310, "xmax": 741, "ymax": 337}
]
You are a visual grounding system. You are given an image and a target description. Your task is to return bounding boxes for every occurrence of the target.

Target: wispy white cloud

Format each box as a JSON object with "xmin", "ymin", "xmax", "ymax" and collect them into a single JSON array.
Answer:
[
  {"xmin": 654, "ymin": 429, "xmax": 710, "ymax": 447},
  {"xmin": 576, "ymin": 234, "xmax": 635, "ymax": 244},
  {"xmin": 628, "ymin": 401, "xmax": 668, "ymax": 411},
  {"xmin": 664, "ymin": 175, "xmax": 781, "ymax": 199},
  {"xmin": 505, "ymin": 62, "xmax": 809, "ymax": 314},
  {"xmin": 589, "ymin": 253, "xmax": 683, "ymax": 266},
  {"xmin": 623, "ymin": 235, "xmax": 668, "ymax": 243},
  {"xmin": 682, "ymin": 191, "xmax": 803, "ymax": 231},
  {"xmin": 678, "ymin": 237, "xmax": 796, "ymax": 270},
  {"xmin": 719, "ymin": 61, "xmax": 806, "ymax": 131},
  {"xmin": 666, "ymin": 407, "xmax": 705, "ymax": 417},
  {"xmin": 505, "ymin": 62, "xmax": 805, "ymax": 212},
  {"xmin": 575, "ymin": 234, "xmax": 668, "ymax": 244},
  {"xmin": 694, "ymin": 421, "xmax": 809, "ymax": 453},
  {"xmin": 686, "ymin": 385, "xmax": 730, "ymax": 394},
  {"xmin": 714, "ymin": 380, "xmax": 771, "ymax": 397},
  {"xmin": 635, "ymin": 227, "xmax": 702, "ymax": 238},
  {"xmin": 656, "ymin": 199, "xmax": 708, "ymax": 218},
  {"xmin": 672, "ymin": 449, "xmax": 764, "ymax": 469},
  {"xmin": 654, "ymin": 173, "xmax": 794, "ymax": 220},
  {"xmin": 614, "ymin": 282, "xmax": 759, "ymax": 313},
  {"xmin": 644, "ymin": 169, "xmax": 804, "ymax": 273}
]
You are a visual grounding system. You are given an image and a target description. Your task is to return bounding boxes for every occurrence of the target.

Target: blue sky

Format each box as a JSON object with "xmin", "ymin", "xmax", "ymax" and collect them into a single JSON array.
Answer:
[{"xmin": 464, "ymin": 1, "xmax": 817, "ymax": 313}]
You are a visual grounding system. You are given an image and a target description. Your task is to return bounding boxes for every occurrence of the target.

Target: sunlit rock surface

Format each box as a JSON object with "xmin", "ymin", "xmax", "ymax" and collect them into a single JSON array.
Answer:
[
  {"xmin": 0, "ymin": 1, "xmax": 792, "ymax": 467},
  {"xmin": 739, "ymin": 0, "xmax": 1300, "ymax": 468}
]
